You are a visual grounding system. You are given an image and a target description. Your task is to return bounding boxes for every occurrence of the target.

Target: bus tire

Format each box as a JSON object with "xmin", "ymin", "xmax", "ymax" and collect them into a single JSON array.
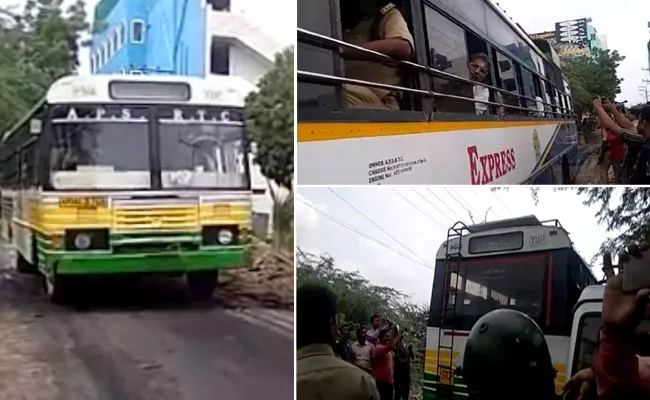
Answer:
[
  {"xmin": 16, "ymin": 253, "xmax": 38, "ymax": 274},
  {"xmin": 43, "ymin": 274, "xmax": 75, "ymax": 304},
  {"xmin": 186, "ymin": 271, "xmax": 218, "ymax": 301}
]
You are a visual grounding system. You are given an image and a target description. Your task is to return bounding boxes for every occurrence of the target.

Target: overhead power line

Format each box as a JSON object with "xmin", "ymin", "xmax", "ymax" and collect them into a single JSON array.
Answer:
[
  {"xmin": 328, "ymin": 188, "xmax": 432, "ymax": 267},
  {"xmin": 297, "ymin": 198, "xmax": 434, "ymax": 270},
  {"xmin": 410, "ymin": 189, "xmax": 455, "ymax": 226},
  {"xmin": 391, "ymin": 189, "xmax": 445, "ymax": 228}
]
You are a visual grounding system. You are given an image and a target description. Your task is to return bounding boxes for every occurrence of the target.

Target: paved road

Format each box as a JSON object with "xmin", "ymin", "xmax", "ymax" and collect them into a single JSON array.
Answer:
[{"xmin": 0, "ymin": 245, "xmax": 294, "ymax": 400}]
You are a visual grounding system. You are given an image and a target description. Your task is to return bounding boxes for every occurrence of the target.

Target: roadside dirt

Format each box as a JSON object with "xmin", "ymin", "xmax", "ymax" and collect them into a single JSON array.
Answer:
[{"xmin": 217, "ymin": 239, "xmax": 294, "ymax": 310}]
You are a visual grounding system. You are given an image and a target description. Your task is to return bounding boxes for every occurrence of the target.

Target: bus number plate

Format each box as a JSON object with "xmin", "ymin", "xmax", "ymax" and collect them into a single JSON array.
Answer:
[
  {"xmin": 59, "ymin": 197, "xmax": 107, "ymax": 209},
  {"xmin": 439, "ymin": 369, "xmax": 453, "ymax": 386}
]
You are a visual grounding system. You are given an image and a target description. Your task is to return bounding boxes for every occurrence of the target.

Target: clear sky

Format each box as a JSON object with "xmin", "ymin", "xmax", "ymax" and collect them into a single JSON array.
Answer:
[
  {"xmin": 296, "ymin": 187, "xmax": 623, "ymax": 305},
  {"xmin": 493, "ymin": 0, "xmax": 650, "ymax": 104}
]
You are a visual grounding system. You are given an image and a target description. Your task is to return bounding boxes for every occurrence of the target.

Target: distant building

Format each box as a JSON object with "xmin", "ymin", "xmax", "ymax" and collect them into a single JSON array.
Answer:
[
  {"xmin": 587, "ymin": 25, "xmax": 604, "ymax": 52},
  {"xmin": 530, "ymin": 17, "xmax": 605, "ymax": 58},
  {"xmin": 598, "ymin": 35, "xmax": 608, "ymax": 51},
  {"xmin": 88, "ymin": 0, "xmax": 283, "ymax": 85}
]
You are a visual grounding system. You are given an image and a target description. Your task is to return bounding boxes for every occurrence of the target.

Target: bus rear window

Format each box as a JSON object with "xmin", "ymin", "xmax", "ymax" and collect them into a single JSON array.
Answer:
[{"xmin": 436, "ymin": 255, "xmax": 547, "ymax": 331}]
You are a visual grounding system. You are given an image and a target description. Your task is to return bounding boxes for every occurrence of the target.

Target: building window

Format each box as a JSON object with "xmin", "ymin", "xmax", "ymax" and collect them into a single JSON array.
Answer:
[
  {"xmin": 209, "ymin": 0, "xmax": 230, "ymax": 11},
  {"xmin": 210, "ymin": 38, "xmax": 230, "ymax": 75},
  {"xmin": 131, "ymin": 20, "xmax": 145, "ymax": 43},
  {"xmin": 115, "ymin": 27, "xmax": 121, "ymax": 50},
  {"xmin": 120, "ymin": 21, "xmax": 127, "ymax": 46},
  {"xmin": 109, "ymin": 33, "xmax": 116, "ymax": 55},
  {"xmin": 103, "ymin": 42, "xmax": 109, "ymax": 63}
]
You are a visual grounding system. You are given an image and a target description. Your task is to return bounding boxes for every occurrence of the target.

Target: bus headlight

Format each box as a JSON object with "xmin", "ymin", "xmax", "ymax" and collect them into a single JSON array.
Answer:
[
  {"xmin": 74, "ymin": 233, "xmax": 92, "ymax": 250},
  {"xmin": 202, "ymin": 225, "xmax": 239, "ymax": 246},
  {"xmin": 217, "ymin": 229, "xmax": 233, "ymax": 245},
  {"xmin": 64, "ymin": 229, "xmax": 109, "ymax": 251}
]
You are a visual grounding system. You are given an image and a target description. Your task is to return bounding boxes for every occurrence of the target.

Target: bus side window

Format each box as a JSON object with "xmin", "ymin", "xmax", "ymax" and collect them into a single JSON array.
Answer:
[
  {"xmin": 297, "ymin": 0, "xmax": 342, "ymax": 110},
  {"xmin": 423, "ymin": 6, "xmax": 475, "ymax": 115},
  {"xmin": 518, "ymin": 66, "xmax": 537, "ymax": 116},
  {"xmin": 492, "ymin": 50, "xmax": 521, "ymax": 116}
]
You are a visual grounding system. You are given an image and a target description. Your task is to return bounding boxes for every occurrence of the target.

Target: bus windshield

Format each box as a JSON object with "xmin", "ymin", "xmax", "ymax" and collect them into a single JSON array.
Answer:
[
  {"xmin": 433, "ymin": 255, "xmax": 547, "ymax": 331},
  {"xmin": 49, "ymin": 106, "xmax": 150, "ymax": 190},
  {"xmin": 47, "ymin": 104, "xmax": 249, "ymax": 190},
  {"xmin": 159, "ymin": 122, "xmax": 247, "ymax": 189}
]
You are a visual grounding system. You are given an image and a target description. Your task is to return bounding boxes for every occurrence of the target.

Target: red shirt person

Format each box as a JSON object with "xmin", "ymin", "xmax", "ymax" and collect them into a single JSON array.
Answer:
[{"xmin": 373, "ymin": 329, "xmax": 395, "ymax": 400}]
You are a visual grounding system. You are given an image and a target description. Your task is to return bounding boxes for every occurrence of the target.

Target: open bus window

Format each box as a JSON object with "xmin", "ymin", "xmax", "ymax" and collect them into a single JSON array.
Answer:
[
  {"xmin": 444, "ymin": 256, "xmax": 546, "ymax": 331},
  {"xmin": 297, "ymin": 0, "xmax": 341, "ymax": 110},
  {"xmin": 425, "ymin": 5, "xmax": 476, "ymax": 115},
  {"xmin": 573, "ymin": 315, "xmax": 650, "ymax": 374}
]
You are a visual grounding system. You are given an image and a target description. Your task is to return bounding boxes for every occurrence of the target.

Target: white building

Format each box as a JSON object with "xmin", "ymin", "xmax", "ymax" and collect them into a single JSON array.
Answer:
[
  {"xmin": 598, "ymin": 34, "xmax": 608, "ymax": 50},
  {"xmin": 205, "ymin": 0, "xmax": 285, "ymax": 85}
]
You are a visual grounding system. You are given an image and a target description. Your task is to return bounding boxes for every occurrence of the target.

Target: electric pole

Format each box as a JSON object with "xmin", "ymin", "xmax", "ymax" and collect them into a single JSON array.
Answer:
[{"xmin": 640, "ymin": 85, "xmax": 649, "ymax": 103}]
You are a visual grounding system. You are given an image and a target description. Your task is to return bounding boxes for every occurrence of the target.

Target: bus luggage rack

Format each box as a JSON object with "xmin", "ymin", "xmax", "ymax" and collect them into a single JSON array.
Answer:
[
  {"xmin": 297, "ymin": 28, "xmax": 573, "ymax": 119},
  {"xmin": 436, "ymin": 222, "xmax": 470, "ymax": 398}
]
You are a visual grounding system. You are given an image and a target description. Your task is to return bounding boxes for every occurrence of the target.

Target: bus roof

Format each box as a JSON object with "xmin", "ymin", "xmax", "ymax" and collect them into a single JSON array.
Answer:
[
  {"xmin": 435, "ymin": 215, "xmax": 576, "ymax": 259},
  {"xmin": 45, "ymin": 74, "xmax": 256, "ymax": 106},
  {"xmin": 577, "ymin": 285, "xmax": 605, "ymax": 304},
  {"xmin": 466, "ymin": 215, "xmax": 543, "ymax": 233}
]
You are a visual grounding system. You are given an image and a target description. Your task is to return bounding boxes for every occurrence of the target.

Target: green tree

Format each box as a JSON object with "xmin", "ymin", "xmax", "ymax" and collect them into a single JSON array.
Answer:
[
  {"xmin": 571, "ymin": 187, "xmax": 650, "ymax": 260},
  {"xmin": 0, "ymin": 0, "xmax": 87, "ymax": 133},
  {"xmin": 245, "ymin": 47, "xmax": 294, "ymax": 191},
  {"xmin": 561, "ymin": 48, "xmax": 625, "ymax": 113},
  {"xmin": 245, "ymin": 47, "xmax": 294, "ymax": 251}
]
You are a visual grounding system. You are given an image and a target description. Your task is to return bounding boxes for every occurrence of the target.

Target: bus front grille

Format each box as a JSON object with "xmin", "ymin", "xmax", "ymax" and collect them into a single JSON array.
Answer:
[{"xmin": 113, "ymin": 201, "xmax": 198, "ymax": 232}]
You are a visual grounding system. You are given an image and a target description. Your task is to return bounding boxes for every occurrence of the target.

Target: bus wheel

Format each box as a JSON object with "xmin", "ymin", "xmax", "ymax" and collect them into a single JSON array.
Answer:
[
  {"xmin": 43, "ymin": 274, "xmax": 74, "ymax": 304},
  {"xmin": 16, "ymin": 253, "xmax": 38, "ymax": 274},
  {"xmin": 186, "ymin": 271, "xmax": 218, "ymax": 301}
]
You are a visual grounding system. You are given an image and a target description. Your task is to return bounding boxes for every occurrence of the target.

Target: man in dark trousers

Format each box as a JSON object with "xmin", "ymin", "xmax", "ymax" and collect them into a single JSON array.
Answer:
[{"xmin": 393, "ymin": 327, "xmax": 414, "ymax": 400}]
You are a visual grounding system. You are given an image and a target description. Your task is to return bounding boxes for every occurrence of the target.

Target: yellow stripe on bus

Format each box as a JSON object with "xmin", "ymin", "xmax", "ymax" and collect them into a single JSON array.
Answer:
[{"xmin": 297, "ymin": 120, "xmax": 563, "ymax": 142}]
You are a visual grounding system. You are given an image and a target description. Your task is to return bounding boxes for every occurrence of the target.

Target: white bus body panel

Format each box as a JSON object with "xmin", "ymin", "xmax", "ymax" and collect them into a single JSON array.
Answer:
[{"xmin": 297, "ymin": 121, "xmax": 565, "ymax": 185}]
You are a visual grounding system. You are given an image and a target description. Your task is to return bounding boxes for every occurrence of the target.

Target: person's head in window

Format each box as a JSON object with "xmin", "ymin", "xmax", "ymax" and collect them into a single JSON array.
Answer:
[
  {"xmin": 296, "ymin": 284, "xmax": 338, "ymax": 349},
  {"xmin": 468, "ymin": 53, "xmax": 489, "ymax": 84}
]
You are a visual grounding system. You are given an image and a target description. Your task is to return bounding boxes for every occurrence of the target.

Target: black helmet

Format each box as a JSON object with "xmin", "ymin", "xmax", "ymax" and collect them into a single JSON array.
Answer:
[{"xmin": 461, "ymin": 309, "xmax": 556, "ymax": 400}]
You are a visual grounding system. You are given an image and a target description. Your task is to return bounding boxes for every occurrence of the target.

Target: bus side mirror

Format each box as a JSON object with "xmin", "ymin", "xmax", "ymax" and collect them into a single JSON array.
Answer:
[{"xmin": 29, "ymin": 119, "xmax": 42, "ymax": 135}]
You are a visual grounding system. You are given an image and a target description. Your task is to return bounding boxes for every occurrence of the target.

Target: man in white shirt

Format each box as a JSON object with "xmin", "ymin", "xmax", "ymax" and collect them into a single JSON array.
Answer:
[{"xmin": 467, "ymin": 53, "xmax": 490, "ymax": 115}]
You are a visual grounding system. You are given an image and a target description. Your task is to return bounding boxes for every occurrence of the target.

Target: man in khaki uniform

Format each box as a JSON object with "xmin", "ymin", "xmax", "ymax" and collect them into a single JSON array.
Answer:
[
  {"xmin": 297, "ymin": 285, "xmax": 380, "ymax": 400},
  {"xmin": 343, "ymin": 1, "xmax": 415, "ymax": 109}
]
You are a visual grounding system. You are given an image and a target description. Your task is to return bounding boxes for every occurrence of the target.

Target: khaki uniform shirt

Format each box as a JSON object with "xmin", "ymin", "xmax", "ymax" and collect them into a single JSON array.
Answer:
[
  {"xmin": 343, "ymin": 7, "xmax": 414, "ymax": 109},
  {"xmin": 297, "ymin": 344, "xmax": 380, "ymax": 400}
]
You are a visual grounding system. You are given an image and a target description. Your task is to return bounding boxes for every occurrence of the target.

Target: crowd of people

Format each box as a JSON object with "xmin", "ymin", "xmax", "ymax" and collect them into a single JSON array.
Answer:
[
  {"xmin": 296, "ymin": 285, "xmax": 415, "ymax": 400},
  {"xmin": 590, "ymin": 98, "xmax": 650, "ymax": 184}
]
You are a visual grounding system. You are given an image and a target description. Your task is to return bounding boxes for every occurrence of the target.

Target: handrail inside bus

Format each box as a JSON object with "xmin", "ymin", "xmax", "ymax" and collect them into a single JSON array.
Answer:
[{"xmin": 298, "ymin": 28, "xmax": 573, "ymax": 118}]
